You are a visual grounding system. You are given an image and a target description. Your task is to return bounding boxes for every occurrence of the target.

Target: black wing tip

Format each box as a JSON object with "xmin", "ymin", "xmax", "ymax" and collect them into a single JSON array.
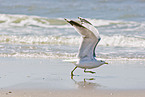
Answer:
[
  {"xmin": 64, "ymin": 18, "xmax": 73, "ymax": 26},
  {"xmin": 69, "ymin": 20, "xmax": 85, "ymax": 28},
  {"xmin": 64, "ymin": 18, "xmax": 70, "ymax": 22},
  {"xmin": 78, "ymin": 17, "xmax": 92, "ymax": 25},
  {"xmin": 78, "ymin": 17, "xmax": 82, "ymax": 20},
  {"xmin": 64, "ymin": 18, "xmax": 85, "ymax": 28}
]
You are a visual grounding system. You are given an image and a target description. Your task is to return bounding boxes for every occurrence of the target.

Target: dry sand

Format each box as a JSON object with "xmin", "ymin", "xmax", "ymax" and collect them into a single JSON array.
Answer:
[{"xmin": 1, "ymin": 89, "xmax": 145, "ymax": 97}]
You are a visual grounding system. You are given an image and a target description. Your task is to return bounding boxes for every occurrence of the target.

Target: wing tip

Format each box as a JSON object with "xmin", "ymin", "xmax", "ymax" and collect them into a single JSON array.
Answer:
[
  {"xmin": 78, "ymin": 17, "xmax": 92, "ymax": 25},
  {"xmin": 78, "ymin": 17, "xmax": 82, "ymax": 20},
  {"xmin": 64, "ymin": 18, "xmax": 74, "ymax": 26},
  {"xmin": 64, "ymin": 18, "xmax": 70, "ymax": 23},
  {"xmin": 64, "ymin": 18, "xmax": 85, "ymax": 28}
]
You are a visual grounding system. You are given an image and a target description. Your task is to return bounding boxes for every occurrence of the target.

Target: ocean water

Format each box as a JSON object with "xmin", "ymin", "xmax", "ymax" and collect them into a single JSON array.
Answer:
[{"xmin": 0, "ymin": 0, "xmax": 145, "ymax": 60}]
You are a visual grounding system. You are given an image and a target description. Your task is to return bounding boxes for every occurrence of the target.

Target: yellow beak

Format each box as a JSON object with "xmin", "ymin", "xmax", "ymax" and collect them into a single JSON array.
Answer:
[{"xmin": 105, "ymin": 62, "xmax": 108, "ymax": 64}]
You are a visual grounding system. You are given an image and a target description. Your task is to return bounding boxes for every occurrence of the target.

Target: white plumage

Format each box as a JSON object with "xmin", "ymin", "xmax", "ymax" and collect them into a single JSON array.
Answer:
[{"xmin": 64, "ymin": 17, "xmax": 108, "ymax": 76}]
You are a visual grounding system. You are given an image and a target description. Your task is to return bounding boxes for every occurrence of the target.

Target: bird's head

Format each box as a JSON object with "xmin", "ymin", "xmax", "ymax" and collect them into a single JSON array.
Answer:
[{"xmin": 99, "ymin": 60, "xmax": 108, "ymax": 65}]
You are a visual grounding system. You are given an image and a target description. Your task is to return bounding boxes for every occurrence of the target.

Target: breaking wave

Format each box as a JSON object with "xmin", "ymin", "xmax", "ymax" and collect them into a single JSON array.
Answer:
[
  {"xmin": 0, "ymin": 14, "xmax": 144, "ymax": 60},
  {"xmin": 0, "ymin": 35, "xmax": 144, "ymax": 48},
  {"xmin": 0, "ymin": 14, "xmax": 140, "ymax": 28},
  {"xmin": 0, "ymin": 52, "xmax": 144, "ymax": 60}
]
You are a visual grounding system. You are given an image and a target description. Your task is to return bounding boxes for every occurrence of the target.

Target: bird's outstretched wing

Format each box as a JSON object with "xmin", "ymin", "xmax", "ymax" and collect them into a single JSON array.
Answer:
[
  {"xmin": 78, "ymin": 17, "xmax": 100, "ymax": 40},
  {"xmin": 65, "ymin": 18, "xmax": 100, "ymax": 60},
  {"xmin": 78, "ymin": 17, "xmax": 101, "ymax": 57}
]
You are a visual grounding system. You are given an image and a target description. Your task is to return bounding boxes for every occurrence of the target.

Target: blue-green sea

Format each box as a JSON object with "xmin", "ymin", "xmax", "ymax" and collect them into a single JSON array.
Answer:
[{"xmin": 0, "ymin": 0, "xmax": 145, "ymax": 60}]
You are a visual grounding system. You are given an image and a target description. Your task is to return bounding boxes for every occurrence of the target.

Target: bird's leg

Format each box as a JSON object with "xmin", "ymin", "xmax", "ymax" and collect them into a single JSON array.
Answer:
[
  {"xmin": 84, "ymin": 69, "xmax": 96, "ymax": 74},
  {"xmin": 71, "ymin": 66, "xmax": 77, "ymax": 76}
]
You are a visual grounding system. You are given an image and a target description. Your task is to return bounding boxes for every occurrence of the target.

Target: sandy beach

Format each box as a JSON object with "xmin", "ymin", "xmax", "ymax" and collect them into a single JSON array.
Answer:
[
  {"xmin": 0, "ymin": 0, "xmax": 145, "ymax": 97},
  {"xmin": 1, "ymin": 89, "xmax": 145, "ymax": 97},
  {"xmin": 0, "ymin": 57, "xmax": 145, "ymax": 97}
]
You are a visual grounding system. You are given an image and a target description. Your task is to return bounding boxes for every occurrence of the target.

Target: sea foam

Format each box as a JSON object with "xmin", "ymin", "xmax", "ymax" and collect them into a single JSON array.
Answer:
[
  {"xmin": 0, "ymin": 14, "xmax": 140, "ymax": 28},
  {"xmin": 0, "ymin": 35, "xmax": 144, "ymax": 48}
]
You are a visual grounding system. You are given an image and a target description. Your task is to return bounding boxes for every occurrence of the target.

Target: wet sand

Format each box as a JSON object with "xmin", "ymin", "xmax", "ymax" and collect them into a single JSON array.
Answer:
[{"xmin": 0, "ymin": 57, "xmax": 145, "ymax": 97}]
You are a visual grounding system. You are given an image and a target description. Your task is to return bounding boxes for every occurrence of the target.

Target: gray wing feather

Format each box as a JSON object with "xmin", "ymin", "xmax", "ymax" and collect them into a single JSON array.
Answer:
[
  {"xmin": 65, "ymin": 18, "xmax": 100, "ymax": 59},
  {"xmin": 78, "ymin": 17, "xmax": 100, "ymax": 40},
  {"xmin": 78, "ymin": 17, "xmax": 101, "ymax": 57}
]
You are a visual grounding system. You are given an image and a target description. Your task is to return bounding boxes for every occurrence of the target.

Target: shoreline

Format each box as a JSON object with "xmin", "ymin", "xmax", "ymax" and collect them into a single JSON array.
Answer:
[{"xmin": 0, "ymin": 57, "xmax": 145, "ymax": 96}]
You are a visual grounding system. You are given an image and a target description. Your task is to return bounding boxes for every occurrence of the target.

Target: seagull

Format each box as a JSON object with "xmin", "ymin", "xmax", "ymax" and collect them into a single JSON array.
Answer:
[{"xmin": 64, "ymin": 17, "xmax": 108, "ymax": 76}]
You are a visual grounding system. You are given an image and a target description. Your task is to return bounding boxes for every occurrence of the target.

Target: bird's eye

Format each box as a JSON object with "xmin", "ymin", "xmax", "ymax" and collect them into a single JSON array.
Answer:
[{"xmin": 101, "ymin": 60, "xmax": 103, "ymax": 62}]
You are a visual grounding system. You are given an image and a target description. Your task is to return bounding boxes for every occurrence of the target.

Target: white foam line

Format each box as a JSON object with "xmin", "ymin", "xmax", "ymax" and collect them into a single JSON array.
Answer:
[
  {"xmin": 1, "ymin": 14, "xmax": 143, "ymax": 28},
  {"xmin": 105, "ymin": 58, "xmax": 145, "ymax": 61},
  {"xmin": 0, "ymin": 34, "xmax": 145, "ymax": 47}
]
